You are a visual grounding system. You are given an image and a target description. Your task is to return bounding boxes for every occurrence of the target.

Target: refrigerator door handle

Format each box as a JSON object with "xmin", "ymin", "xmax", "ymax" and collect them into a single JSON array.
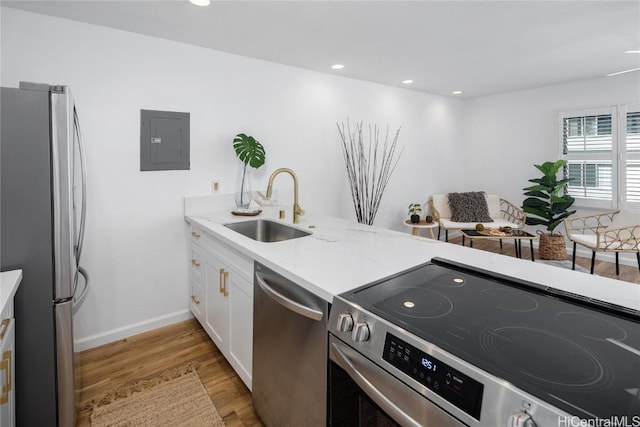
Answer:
[
  {"xmin": 73, "ymin": 106, "xmax": 87, "ymax": 265},
  {"xmin": 73, "ymin": 267, "xmax": 89, "ymax": 312}
]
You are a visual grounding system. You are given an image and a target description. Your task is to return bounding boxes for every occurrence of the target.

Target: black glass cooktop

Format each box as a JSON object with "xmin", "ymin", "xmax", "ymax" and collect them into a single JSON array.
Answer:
[{"xmin": 347, "ymin": 258, "xmax": 640, "ymax": 419}]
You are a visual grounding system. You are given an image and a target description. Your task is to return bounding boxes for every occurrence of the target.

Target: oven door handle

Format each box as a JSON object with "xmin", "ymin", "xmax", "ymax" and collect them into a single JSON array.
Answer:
[{"xmin": 330, "ymin": 339, "xmax": 424, "ymax": 427}]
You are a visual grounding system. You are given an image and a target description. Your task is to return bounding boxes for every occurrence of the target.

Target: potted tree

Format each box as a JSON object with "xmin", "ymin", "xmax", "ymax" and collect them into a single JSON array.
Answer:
[
  {"xmin": 522, "ymin": 159, "xmax": 576, "ymax": 260},
  {"xmin": 233, "ymin": 133, "xmax": 266, "ymax": 210},
  {"xmin": 408, "ymin": 203, "xmax": 423, "ymax": 224}
]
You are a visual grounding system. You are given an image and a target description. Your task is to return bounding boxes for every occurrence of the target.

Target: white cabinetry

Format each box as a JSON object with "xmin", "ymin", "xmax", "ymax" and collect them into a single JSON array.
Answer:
[
  {"xmin": 204, "ymin": 255, "xmax": 228, "ymax": 348},
  {"xmin": 227, "ymin": 277, "xmax": 253, "ymax": 381},
  {"xmin": 0, "ymin": 318, "xmax": 14, "ymax": 427},
  {"xmin": 0, "ymin": 270, "xmax": 20, "ymax": 427},
  {"xmin": 187, "ymin": 223, "xmax": 253, "ymax": 390},
  {"xmin": 189, "ymin": 242, "xmax": 205, "ymax": 323}
]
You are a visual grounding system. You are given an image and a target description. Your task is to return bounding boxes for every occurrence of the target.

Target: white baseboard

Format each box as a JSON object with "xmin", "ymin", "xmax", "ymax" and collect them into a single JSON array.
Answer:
[{"xmin": 74, "ymin": 309, "xmax": 194, "ymax": 351}]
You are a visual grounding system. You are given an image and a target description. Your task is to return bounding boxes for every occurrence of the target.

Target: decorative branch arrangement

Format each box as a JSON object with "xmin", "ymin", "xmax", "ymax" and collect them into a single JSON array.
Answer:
[{"xmin": 337, "ymin": 120, "xmax": 404, "ymax": 225}]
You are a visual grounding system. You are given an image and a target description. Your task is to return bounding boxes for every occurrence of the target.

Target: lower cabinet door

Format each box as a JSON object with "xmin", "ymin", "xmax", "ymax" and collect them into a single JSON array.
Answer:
[
  {"xmin": 228, "ymin": 274, "xmax": 253, "ymax": 390},
  {"xmin": 0, "ymin": 318, "xmax": 15, "ymax": 427},
  {"xmin": 205, "ymin": 256, "xmax": 229, "ymax": 353}
]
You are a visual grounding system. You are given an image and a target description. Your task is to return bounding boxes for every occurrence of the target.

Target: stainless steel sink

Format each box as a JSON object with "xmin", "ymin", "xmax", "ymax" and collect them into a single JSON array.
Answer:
[{"xmin": 224, "ymin": 219, "xmax": 311, "ymax": 242}]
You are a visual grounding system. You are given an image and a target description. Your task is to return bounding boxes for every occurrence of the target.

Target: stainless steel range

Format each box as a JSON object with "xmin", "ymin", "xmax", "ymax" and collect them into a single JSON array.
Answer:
[{"xmin": 327, "ymin": 258, "xmax": 640, "ymax": 427}]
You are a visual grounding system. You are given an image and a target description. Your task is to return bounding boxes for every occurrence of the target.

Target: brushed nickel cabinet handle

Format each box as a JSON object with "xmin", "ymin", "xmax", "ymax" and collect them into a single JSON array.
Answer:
[
  {"xmin": 0, "ymin": 319, "xmax": 9, "ymax": 340},
  {"xmin": 191, "ymin": 295, "xmax": 201, "ymax": 305},
  {"xmin": 191, "ymin": 259, "xmax": 200, "ymax": 267}
]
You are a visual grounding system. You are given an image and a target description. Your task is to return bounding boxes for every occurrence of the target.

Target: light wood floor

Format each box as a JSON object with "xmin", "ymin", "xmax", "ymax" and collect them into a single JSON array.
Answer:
[
  {"xmin": 448, "ymin": 236, "xmax": 640, "ymax": 284},
  {"xmin": 75, "ymin": 243, "xmax": 638, "ymax": 426},
  {"xmin": 76, "ymin": 318, "xmax": 264, "ymax": 426}
]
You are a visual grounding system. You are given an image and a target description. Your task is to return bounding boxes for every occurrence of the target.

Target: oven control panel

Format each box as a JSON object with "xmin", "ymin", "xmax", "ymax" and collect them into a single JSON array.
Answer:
[{"xmin": 383, "ymin": 333, "xmax": 484, "ymax": 420}]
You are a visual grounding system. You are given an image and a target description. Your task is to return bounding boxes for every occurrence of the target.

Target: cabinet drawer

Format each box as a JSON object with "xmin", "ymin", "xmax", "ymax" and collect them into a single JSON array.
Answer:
[
  {"xmin": 189, "ymin": 245, "xmax": 204, "ymax": 283},
  {"xmin": 189, "ymin": 280, "xmax": 204, "ymax": 323},
  {"xmin": 0, "ymin": 303, "xmax": 12, "ymax": 324},
  {"xmin": 206, "ymin": 235, "xmax": 253, "ymax": 282},
  {"xmin": 189, "ymin": 224, "xmax": 205, "ymax": 248}
]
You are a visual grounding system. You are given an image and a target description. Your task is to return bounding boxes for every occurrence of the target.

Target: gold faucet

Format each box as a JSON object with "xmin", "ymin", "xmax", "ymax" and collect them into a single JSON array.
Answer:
[{"xmin": 266, "ymin": 168, "xmax": 305, "ymax": 224}]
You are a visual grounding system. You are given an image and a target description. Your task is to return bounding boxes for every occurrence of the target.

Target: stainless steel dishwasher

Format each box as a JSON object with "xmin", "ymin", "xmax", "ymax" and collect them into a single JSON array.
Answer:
[{"xmin": 253, "ymin": 262, "xmax": 329, "ymax": 426}]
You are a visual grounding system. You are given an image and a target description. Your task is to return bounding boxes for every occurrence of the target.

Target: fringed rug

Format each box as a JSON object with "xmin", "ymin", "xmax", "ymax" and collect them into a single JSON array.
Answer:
[{"xmin": 82, "ymin": 362, "xmax": 225, "ymax": 427}]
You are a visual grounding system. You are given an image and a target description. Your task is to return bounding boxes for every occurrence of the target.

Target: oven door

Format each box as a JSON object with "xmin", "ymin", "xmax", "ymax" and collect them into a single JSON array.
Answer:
[{"xmin": 329, "ymin": 335, "xmax": 466, "ymax": 427}]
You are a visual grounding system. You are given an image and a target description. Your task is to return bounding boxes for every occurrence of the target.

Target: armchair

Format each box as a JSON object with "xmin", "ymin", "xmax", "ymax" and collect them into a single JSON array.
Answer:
[
  {"xmin": 429, "ymin": 194, "xmax": 526, "ymax": 242},
  {"xmin": 563, "ymin": 210, "xmax": 640, "ymax": 275}
]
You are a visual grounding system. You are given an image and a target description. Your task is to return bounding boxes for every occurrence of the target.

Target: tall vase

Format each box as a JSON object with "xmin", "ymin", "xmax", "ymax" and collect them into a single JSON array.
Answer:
[{"xmin": 235, "ymin": 162, "xmax": 252, "ymax": 210}]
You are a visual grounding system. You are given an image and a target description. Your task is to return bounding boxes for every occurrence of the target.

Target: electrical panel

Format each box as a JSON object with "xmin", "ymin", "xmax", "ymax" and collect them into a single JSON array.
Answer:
[{"xmin": 140, "ymin": 109, "xmax": 190, "ymax": 171}]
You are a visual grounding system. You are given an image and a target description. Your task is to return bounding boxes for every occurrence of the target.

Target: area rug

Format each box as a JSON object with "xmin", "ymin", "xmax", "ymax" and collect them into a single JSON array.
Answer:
[{"xmin": 87, "ymin": 363, "xmax": 225, "ymax": 427}]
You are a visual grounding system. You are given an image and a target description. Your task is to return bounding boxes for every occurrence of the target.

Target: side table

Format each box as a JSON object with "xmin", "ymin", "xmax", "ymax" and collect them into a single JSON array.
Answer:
[{"xmin": 404, "ymin": 219, "xmax": 438, "ymax": 239}]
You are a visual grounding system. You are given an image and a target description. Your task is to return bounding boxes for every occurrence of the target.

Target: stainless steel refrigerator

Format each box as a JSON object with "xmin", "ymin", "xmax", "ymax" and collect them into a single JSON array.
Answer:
[{"xmin": 1, "ymin": 82, "xmax": 88, "ymax": 426}]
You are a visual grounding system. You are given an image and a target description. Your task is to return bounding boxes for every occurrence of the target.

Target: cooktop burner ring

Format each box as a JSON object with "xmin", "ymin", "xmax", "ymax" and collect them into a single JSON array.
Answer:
[
  {"xmin": 429, "ymin": 271, "xmax": 467, "ymax": 288},
  {"xmin": 555, "ymin": 311, "xmax": 629, "ymax": 342},
  {"xmin": 480, "ymin": 325, "xmax": 612, "ymax": 390},
  {"xmin": 374, "ymin": 287, "xmax": 454, "ymax": 320},
  {"xmin": 480, "ymin": 287, "xmax": 539, "ymax": 312}
]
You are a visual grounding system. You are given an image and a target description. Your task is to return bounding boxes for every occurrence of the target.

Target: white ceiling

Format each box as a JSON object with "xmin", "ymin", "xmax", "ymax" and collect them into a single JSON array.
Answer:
[{"xmin": 2, "ymin": 0, "xmax": 639, "ymax": 98}]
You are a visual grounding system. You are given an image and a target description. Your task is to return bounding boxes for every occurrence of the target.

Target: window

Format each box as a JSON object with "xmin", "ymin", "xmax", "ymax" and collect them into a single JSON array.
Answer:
[
  {"xmin": 560, "ymin": 104, "xmax": 640, "ymax": 210},
  {"xmin": 626, "ymin": 111, "xmax": 640, "ymax": 205}
]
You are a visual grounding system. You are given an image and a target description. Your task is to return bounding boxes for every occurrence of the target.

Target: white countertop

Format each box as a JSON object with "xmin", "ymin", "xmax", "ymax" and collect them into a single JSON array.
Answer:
[
  {"xmin": 1, "ymin": 269, "xmax": 22, "ymax": 313},
  {"xmin": 186, "ymin": 205, "xmax": 640, "ymax": 311}
]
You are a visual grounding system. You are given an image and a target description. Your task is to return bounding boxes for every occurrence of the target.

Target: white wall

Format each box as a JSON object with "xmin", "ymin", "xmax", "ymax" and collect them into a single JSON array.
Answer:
[
  {"xmin": 462, "ymin": 73, "xmax": 640, "ymax": 204},
  {"xmin": 1, "ymin": 8, "xmax": 465, "ymax": 348},
  {"xmin": 462, "ymin": 73, "xmax": 640, "ymax": 264}
]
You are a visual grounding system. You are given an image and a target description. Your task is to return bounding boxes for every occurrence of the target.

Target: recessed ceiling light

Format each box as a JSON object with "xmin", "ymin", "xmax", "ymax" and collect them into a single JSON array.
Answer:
[
  {"xmin": 402, "ymin": 80, "xmax": 414, "ymax": 84},
  {"xmin": 331, "ymin": 64, "xmax": 344, "ymax": 70},
  {"xmin": 189, "ymin": 0, "xmax": 210, "ymax": 6},
  {"xmin": 452, "ymin": 90, "xmax": 463, "ymax": 95},
  {"xmin": 606, "ymin": 67, "xmax": 640, "ymax": 77}
]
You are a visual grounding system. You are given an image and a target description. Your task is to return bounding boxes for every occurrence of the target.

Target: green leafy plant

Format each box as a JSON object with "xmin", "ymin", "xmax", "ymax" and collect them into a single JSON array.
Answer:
[
  {"xmin": 233, "ymin": 133, "xmax": 265, "ymax": 207},
  {"xmin": 408, "ymin": 203, "xmax": 423, "ymax": 216},
  {"xmin": 408, "ymin": 203, "xmax": 423, "ymax": 224},
  {"xmin": 522, "ymin": 160, "xmax": 576, "ymax": 235}
]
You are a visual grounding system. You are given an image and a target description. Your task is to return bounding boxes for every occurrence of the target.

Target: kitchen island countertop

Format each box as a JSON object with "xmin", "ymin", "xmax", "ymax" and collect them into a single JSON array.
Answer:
[{"xmin": 185, "ymin": 198, "xmax": 640, "ymax": 311}]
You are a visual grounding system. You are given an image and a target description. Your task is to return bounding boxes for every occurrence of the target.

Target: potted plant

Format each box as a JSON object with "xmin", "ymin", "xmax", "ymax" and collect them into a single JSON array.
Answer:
[
  {"xmin": 408, "ymin": 203, "xmax": 423, "ymax": 224},
  {"xmin": 522, "ymin": 159, "xmax": 576, "ymax": 260},
  {"xmin": 233, "ymin": 133, "xmax": 266, "ymax": 209}
]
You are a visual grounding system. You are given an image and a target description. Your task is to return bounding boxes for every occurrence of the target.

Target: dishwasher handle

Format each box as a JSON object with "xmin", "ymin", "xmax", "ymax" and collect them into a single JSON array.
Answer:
[{"xmin": 255, "ymin": 272, "xmax": 324, "ymax": 321}]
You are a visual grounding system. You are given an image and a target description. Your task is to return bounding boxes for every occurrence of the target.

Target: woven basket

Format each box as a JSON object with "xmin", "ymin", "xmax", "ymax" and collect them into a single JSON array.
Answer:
[{"xmin": 537, "ymin": 231, "xmax": 566, "ymax": 260}]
